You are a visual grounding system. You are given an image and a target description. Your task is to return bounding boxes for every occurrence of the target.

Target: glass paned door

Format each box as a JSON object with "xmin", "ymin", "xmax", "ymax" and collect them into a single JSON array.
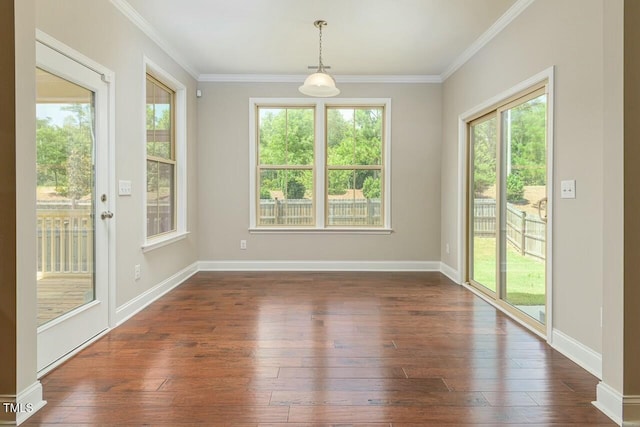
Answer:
[
  {"xmin": 36, "ymin": 68, "xmax": 95, "ymax": 326},
  {"xmin": 469, "ymin": 114, "xmax": 498, "ymax": 294},
  {"xmin": 500, "ymin": 91, "xmax": 548, "ymax": 324},
  {"xmin": 36, "ymin": 40, "xmax": 110, "ymax": 372},
  {"xmin": 467, "ymin": 84, "xmax": 549, "ymax": 332}
]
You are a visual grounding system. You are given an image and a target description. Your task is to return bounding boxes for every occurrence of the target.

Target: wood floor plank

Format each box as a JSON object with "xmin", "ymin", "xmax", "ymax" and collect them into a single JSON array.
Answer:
[
  {"xmin": 277, "ymin": 367, "xmax": 407, "ymax": 379},
  {"xmin": 24, "ymin": 271, "xmax": 614, "ymax": 426},
  {"xmin": 270, "ymin": 390, "xmax": 489, "ymax": 407}
]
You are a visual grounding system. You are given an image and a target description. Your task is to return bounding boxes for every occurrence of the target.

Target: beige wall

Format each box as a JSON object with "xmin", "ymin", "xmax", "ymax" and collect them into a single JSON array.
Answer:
[
  {"xmin": 35, "ymin": 0, "xmax": 199, "ymax": 307},
  {"xmin": 197, "ymin": 82, "xmax": 442, "ymax": 263},
  {"xmin": 441, "ymin": 0, "xmax": 610, "ymax": 353}
]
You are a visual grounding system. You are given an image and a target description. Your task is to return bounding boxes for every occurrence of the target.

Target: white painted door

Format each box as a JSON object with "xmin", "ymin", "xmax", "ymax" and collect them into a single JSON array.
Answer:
[{"xmin": 36, "ymin": 41, "xmax": 110, "ymax": 372}]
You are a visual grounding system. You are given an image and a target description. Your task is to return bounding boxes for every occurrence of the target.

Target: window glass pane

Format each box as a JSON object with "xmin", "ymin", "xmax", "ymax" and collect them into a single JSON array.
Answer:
[
  {"xmin": 36, "ymin": 67, "xmax": 96, "ymax": 326},
  {"xmin": 355, "ymin": 108, "xmax": 383, "ymax": 166},
  {"xmin": 327, "ymin": 169, "xmax": 382, "ymax": 226},
  {"xmin": 157, "ymin": 162, "xmax": 175, "ymax": 234},
  {"xmin": 327, "ymin": 107, "xmax": 383, "ymax": 166},
  {"xmin": 259, "ymin": 107, "xmax": 314, "ymax": 166},
  {"xmin": 146, "ymin": 160, "xmax": 159, "ymax": 236},
  {"xmin": 502, "ymin": 93, "xmax": 547, "ymax": 322},
  {"xmin": 258, "ymin": 169, "xmax": 313, "ymax": 226},
  {"xmin": 146, "ymin": 160, "xmax": 175, "ymax": 237},
  {"xmin": 470, "ymin": 115, "xmax": 498, "ymax": 294},
  {"xmin": 146, "ymin": 79, "xmax": 172, "ymax": 160}
]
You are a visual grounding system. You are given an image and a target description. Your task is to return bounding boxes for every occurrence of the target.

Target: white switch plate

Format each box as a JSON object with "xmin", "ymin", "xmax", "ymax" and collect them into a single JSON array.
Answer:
[
  {"xmin": 561, "ymin": 179, "xmax": 576, "ymax": 199},
  {"xmin": 119, "ymin": 180, "xmax": 132, "ymax": 196}
]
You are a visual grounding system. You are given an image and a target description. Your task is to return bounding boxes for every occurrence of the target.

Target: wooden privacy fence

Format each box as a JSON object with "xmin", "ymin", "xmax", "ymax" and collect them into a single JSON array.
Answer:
[
  {"xmin": 473, "ymin": 198, "xmax": 546, "ymax": 260},
  {"xmin": 259, "ymin": 199, "xmax": 381, "ymax": 226},
  {"xmin": 37, "ymin": 208, "xmax": 93, "ymax": 275}
]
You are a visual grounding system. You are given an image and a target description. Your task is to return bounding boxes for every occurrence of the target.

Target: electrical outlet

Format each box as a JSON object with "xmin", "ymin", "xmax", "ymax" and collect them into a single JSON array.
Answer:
[
  {"xmin": 240, "ymin": 240, "xmax": 247, "ymax": 250},
  {"xmin": 134, "ymin": 264, "xmax": 141, "ymax": 280}
]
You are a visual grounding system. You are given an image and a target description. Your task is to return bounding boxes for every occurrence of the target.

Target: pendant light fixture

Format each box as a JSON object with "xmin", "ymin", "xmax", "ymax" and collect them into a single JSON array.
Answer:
[{"xmin": 299, "ymin": 20, "xmax": 340, "ymax": 97}]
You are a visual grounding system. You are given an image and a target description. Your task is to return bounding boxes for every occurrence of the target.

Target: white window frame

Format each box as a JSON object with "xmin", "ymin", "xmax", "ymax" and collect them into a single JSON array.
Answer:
[
  {"xmin": 142, "ymin": 57, "xmax": 188, "ymax": 251},
  {"xmin": 249, "ymin": 98, "xmax": 392, "ymax": 233}
]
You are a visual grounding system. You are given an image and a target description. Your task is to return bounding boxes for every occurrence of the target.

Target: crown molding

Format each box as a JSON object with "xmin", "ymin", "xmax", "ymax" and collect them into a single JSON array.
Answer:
[
  {"xmin": 440, "ymin": 0, "xmax": 536, "ymax": 81},
  {"xmin": 198, "ymin": 74, "xmax": 442, "ymax": 84},
  {"xmin": 109, "ymin": 0, "xmax": 200, "ymax": 80}
]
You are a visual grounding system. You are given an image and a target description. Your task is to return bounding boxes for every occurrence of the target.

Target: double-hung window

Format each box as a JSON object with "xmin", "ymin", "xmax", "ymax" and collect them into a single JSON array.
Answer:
[
  {"xmin": 250, "ymin": 98, "xmax": 391, "ymax": 231},
  {"xmin": 146, "ymin": 74, "xmax": 176, "ymax": 237},
  {"xmin": 143, "ymin": 60, "xmax": 187, "ymax": 250}
]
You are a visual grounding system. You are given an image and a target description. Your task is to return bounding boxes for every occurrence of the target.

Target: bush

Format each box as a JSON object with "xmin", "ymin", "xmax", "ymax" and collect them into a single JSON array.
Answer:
[
  {"xmin": 506, "ymin": 173, "xmax": 525, "ymax": 203},
  {"xmin": 286, "ymin": 180, "xmax": 306, "ymax": 199},
  {"xmin": 259, "ymin": 187, "xmax": 272, "ymax": 199},
  {"xmin": 362, "ymin": 176, "xmax": 380, "ymax": 199}
]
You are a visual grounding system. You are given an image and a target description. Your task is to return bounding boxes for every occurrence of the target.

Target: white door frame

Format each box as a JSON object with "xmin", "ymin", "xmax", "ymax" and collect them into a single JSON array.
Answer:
[
  {"xmin": 35, "ymin": 31, "xmax": 116, "ymax": 375},
  {"xmin": 457, "ymin": 66, "xmax": 555, "ymax": 342}
]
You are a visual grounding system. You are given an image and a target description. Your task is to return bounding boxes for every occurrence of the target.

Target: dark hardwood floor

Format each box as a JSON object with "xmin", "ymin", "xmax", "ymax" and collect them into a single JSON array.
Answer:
[{"xmin": 25, "ymin": 271, "xmax": 615, "ymax": 426}]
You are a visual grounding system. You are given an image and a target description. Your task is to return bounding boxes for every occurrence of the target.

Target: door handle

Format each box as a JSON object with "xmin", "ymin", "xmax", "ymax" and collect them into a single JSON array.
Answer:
[
  {"xmin": 537, "ymin": 197, "xmax": 548, "ymax": 223},
  {"xmin": 100, "ymin": 211, "xmax": 114, "ymax": 220}
]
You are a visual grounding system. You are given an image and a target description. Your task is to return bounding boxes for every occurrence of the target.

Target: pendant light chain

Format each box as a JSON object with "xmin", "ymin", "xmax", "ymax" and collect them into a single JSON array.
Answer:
[
  {"xmin": 315, "ymin": 20, "xmax": 327, "ymax": 72},
  {"xmin": 318, "ymin": 21, "xmax": 324, "ymax": 71}
]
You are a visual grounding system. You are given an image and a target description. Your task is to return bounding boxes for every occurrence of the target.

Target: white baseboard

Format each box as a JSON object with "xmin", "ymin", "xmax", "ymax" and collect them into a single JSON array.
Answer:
[
  {"xmin": 595, "ymin": 382, "xmax": 623, "ymax": 425},
  {"xmin": 440, "ymin": 262, "xmax": 460, "ymax": 283},
  {"xmin": 198, "ymin": 260, "xmax": 441, "ymax": 272},
  {"xmin": 16, "ymin": 381, "xmax": 46, "ymax": 426},
  {"xmin": 116, "ymin": 262, "xmax": 198, "ymax": 325},
  {"xmin": 551, "ymin": 329, "xmax": 602, "ymax": 379}
]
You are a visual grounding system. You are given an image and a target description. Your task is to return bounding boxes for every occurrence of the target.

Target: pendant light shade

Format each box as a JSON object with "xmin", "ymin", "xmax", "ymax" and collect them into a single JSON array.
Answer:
[
  {"xmin": 299, "ymin": 20, "xmax": 340, "ymax": 97},
  {"xmin": 299, "ymin": 72, "xmax": 340, "ymax": 97}
]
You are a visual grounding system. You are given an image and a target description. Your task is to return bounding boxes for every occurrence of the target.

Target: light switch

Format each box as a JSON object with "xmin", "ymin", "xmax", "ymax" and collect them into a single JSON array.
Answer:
[
  {"xmin": 119, "ymin": 180, "xmax": 132, "ymax": 196},
  {"xmin": 561, "ymin": 179, "xmax": 576, "ymax": 199}
]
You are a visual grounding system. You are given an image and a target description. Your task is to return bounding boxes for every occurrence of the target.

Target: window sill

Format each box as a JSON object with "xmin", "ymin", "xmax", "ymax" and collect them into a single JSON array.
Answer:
[
  {"xmin": 249, "ymin": 228, "xmax": 393, "ymax": 235},
  {"xmin": 142, "ymin": 231, "xmax": 190, "ymax": 253}
]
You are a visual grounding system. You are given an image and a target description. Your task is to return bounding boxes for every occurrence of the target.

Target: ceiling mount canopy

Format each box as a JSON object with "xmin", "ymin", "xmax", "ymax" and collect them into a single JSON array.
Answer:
[{"xmin": 299, "ymin": 20, "xmax": 340, "ymax": 97}]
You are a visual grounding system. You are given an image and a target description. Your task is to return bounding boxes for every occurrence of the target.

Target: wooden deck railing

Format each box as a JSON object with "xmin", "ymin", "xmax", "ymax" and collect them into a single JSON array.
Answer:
[{"xmin": 37, "ymin": 208, "xmax": 93, "ymax": 275}]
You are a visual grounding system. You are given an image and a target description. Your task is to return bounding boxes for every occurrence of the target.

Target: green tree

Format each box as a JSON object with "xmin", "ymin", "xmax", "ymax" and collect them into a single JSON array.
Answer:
[
  {"xmin": 36, "ymin": 103, "xmax": 94, "ymax": 203},
  {"xmin": 507, "ymin": 96, "xmax": 546, "ymax": 186},
  {"xmin": 506, "ymin": 173, "xmax": 525, "ymax": 203},
  {"xmin": 36, "ymin": 117, "xmax": 69, "ymax": 189},
  {"xmin": 61, "ymin": 103, "xmax": 94, "ymax": 203},
  {"xmin": 362, "ymin": 176, "xmax": 381, "ymax": 199},
  {"xmin": 472, "ymin": 117, "xmax": 497, "ymax": 197}
]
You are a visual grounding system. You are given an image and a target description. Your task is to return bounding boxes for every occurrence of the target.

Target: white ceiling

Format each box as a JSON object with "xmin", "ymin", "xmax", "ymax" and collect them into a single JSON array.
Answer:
[{"xmin": 120, "ymin": 0, "xmax": 521, "ymax": 80}]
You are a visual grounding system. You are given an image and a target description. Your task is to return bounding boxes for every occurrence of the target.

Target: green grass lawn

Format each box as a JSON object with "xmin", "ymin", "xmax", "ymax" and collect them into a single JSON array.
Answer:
[{"xmin": 472, "ymin": 237, "xmax": 545, "ymax": 305}]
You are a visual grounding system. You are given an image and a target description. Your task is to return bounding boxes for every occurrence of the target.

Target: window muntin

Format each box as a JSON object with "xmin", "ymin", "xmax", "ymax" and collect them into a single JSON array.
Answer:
[
  {"xmin": 146, "ymin": 74, "xmax": 176, "ymax": 237},
  {"xmin": 326, "ymin": 107, "xmax": 384, "ymax": 227}
]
